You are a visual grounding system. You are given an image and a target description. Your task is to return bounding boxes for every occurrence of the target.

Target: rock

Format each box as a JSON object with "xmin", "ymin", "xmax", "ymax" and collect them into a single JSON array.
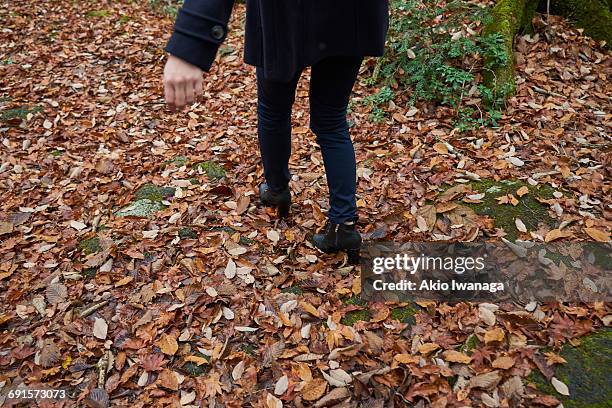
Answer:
[
  {"xmin": 115, "ymin": 199, "xmax": 165, "ymax": 218},
  {"xmin": 529, "ymin": 330, "xmax": 611, "ymax": 407}
]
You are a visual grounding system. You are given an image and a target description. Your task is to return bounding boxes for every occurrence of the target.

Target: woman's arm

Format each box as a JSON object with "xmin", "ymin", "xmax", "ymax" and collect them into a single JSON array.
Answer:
[{"xmin": 163, "ymin": 0, "xmax": 235, "ymax": 110}]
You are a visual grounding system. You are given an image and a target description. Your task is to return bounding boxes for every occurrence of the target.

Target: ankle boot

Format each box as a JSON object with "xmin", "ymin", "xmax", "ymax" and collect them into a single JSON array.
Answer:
[
  {"xmin": 312, "ymin": 221, "xmax": 362, "ymax": 264},
  {"xmin": 259, "ymin": 183, "xmax": 291, "ymax": 218}
]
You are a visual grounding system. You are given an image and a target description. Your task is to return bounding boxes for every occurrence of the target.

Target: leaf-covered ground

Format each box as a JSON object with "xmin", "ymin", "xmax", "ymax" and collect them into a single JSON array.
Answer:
[{"xmin": 0, "ymin": 1, "xmax": 610, "ymax": 407}]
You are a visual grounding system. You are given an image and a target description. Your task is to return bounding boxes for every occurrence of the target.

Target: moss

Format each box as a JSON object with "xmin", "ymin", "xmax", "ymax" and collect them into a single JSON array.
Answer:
[
  {"xmin": 178, "ymin": 227, "xmax": 198, "ymax": 239},
  {"xmin": 281, "ymin": 285, "xmax": 303, "ymax": 295},
  {"xmin": 164, "ymin": 155, "xmax": 189, "ymax": 168},
  {"xmin": 0, "ymin": 105, "xmax": 42, "ymax": 121},
  {"xmin": 210, "ymin": 226, "xmax": 236, "ymax": 235},
  {"xmin": 50, "ymin": 149, "xmax": 63, "ymax": 157},
  {"xmin": 528, "ymin": 330, "xmax": 612, "ymax": 407},
  {"xmin": 461, "ymin": 179, "xmax": 556, "ymax": 241},
  {"xmin": 115, "ymin": 199, "xmax": 165, "ymax": 218},
  {"xmin": 79, "ymin": 237, "xmax": 101, "ymax": 255},
  {"xmin": 459, "ymin": 334, "xmax": 479, "ymax": 355},
  {"xmin": 181, "ymin": 351, "xmax": 210, "ymax": 377},
  {"xmin": 341, "ymin": 309, "xmax": 372, "ymax": 326},
  {"xmin": 341, "ymin": 296, "xmax": 371, "ymax": 325},
  {"xmin": 545, "ymin": 0, "xmax": 612, "ymax": 46},
  {"xmin": 86, "ymin": 9, "xmax": 111, "ymax": 18},
  {"xmin": 242, "ymin": 343, "xmax": 256, "ymax": 356},
  {"xmin": 481, "ymin": 0, "xmax": 529, "ymax": 98},
  {"xmin": 134, "ymin": 183, "xmax": 174, "ymax": 202},
  {"xmin": 239, "ymin": 236, "xmax": 255, "ymax": 246},
  {"xmin": 194, "ymin": 161, "xmax": 226, "ymax": 181},
  {"xmin": 390, "ymin": 304, "xmax": 419, "ymax": 325},
  {"xmin": 81, "ymin": 267, "xmax": 97, "ymax": 279}
]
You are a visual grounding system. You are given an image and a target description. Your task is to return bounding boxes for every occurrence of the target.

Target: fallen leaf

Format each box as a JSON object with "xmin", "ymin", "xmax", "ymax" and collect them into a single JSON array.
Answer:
[
  {"xmin": 158, "ymin": 333, "xmax": 178, "ymax": 356},
  {"xmin": 583, "ymin": 227, "xmax": 610, "ymax": 242},
  {"xmin": 484, "ymin": 327, "xmax": 505, "ymax": 344},
  {"xmin": 302, "ymin": 378, "xmax": 327, "ymax": 401},
  {"xmin": 492, "ymin": 356, "xmax": 515, "ymax": 369},
  {"xmin": 551, "ymin": 377, "xmax": 570, "ymax": 396},
  {"xmin": 443, "ymin": 350, "xmax": 471, "ymax": 364},
  {"xmin": 93, "ymin": 318, "xmax": 108, "ymax": 340},
  {"xmin": 274, "ymin": 374, "xmax": 289, "ymax": 395}
]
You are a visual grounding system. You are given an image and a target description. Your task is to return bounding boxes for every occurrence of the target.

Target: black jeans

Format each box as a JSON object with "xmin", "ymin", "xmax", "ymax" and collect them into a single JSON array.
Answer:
[{"xmin": 256, "ymin": 56, "xmax": 363, "ymax": 224}]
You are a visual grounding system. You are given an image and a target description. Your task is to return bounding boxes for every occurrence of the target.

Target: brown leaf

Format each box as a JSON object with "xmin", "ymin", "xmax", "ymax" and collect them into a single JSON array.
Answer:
[
  {"xmin": 492, "ymin": 356, "xmax": 515, "ymax": 369},
  {"xmin": 516, "ymin": 186, "xmax": 529, "ymax": 197},
  {"xmin": 484, "ymin": 327, "xmax": 505, "ymax": 344},
  {"xmin": 418, "ymin": 343, "xmax": 440, "ymax": 354},
  {"xmin": 302, "ymin": 378, "xmax": 328, "ymax": 401},
  {"xmin": 46, "ymin": 283, "xmax": 68, "ymax": 305},
  {"xmin": 157, "ymin": 333, "xmax": 178, "ymax": 356},
  {"xmin": 442, "ymin": 350, "xmax": 471, "ymax": 364},
  {"xmin": 544, "ymin": 228, "xmax": 572, "ymax": 242},
  {"xmin": 157, "ymin": 369, "xmax": 178, "ymax": 390},
  {"xmin": 84, "ymin": 388, "xmax": 109, "ymax": 408},
  {"xmin": 583, "ymin": 227, "xmax": 610, "ymax": 242},
  {"xmin": 469, "ymin": 370, "xmax": 501, "ymax": 389},
  {"xmin": 39, "ymin": 341, "xmax": 61, "ymax": 368}
]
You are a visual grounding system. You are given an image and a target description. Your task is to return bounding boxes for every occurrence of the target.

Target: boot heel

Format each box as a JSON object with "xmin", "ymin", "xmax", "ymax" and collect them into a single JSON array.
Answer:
[
  {"xmin": 278, "ymin": 202, "xmax": 290, "ymax": 218},
  {"xmin": 347, "ymin": 248, "xmax": 361, "ymax": 265}
]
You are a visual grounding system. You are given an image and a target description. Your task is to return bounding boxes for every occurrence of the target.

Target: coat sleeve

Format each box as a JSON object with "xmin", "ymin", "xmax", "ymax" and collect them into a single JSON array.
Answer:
[{"xmin": 165, "ymin": 0, "xmax": 236, "ymax": 71}]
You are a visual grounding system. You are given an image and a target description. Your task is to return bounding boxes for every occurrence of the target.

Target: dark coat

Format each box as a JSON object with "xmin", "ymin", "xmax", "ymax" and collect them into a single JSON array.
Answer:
[{"xmin": 165, "ymin": 0, "xmax": 389, "ymax": 81}]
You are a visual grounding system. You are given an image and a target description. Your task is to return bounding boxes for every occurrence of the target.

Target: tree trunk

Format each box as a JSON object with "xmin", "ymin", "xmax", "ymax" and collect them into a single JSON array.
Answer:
[
  {"xmin": 483, "ymin": 0, "xmax": 611, "ymax": 103},
  {"xmin": 541, "ymin": 0, "xmax": 612, "ymax": 46},
  {"xmin": 482, "ymin": 0, "xmax": 529, "ymax": 101}
]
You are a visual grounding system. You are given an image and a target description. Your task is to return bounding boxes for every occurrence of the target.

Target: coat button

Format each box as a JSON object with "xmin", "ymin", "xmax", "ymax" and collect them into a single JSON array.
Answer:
[{"xmin": 211, "ymin": 25, "xmax": 225, "ymax": 40}]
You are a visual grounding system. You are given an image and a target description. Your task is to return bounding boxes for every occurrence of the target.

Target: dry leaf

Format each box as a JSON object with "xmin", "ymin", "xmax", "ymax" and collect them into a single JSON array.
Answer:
[
  {"xmin": 551, "ymin": 377, "xmax": 570, "ymax": 396},
  {"xmin": 443, "ymin": 350, "xmax": 471, "ymax": 364},
  {"xmin": 93, "ymin": 317, "xmax": 108, "ymax": 340},
  {"xmin": 583, "ymin": 227, "xmax": 610, "ymax": 242},
  {"xmin": 544, "ymin": 228, "xmax": 572, "ymax": 242},
  {"xmin": 516, "ymin": 186, "xmax": 529, "ymax": 197},
  {"xmin": 157, "ymin": 369, "xmax": 178, "ymax": 390},
  {"xmin": 515, "ymin": 218, "xmax": 527, "ymax": 233},
  {"xmin": 302, "ymin": 378, "xmax": 327, "ymax": 401},
  {"xmin": 158, "ymin": 333, "xmax": 178, "ymax": 356},
  {"xmin": 418, "ymin": 343, "xmax": 440, "ymax": 354},
  {"xmin": 274, "ymin": 374, "xmax": 289, "ymax": 395},
  {"xmin": 469, "ymin": 370, "xmax": 501, "ymax": 389},
  {"xmin": 484, "ymin": 327, "xmax": 505, "ymax": 344},
  {"xmin": 492, "ymin": 356, "xmax": 515, "ymax": 369},
  {"xmin": 46, "ymin": 283, "xmax": 68, "ymax": 305}
]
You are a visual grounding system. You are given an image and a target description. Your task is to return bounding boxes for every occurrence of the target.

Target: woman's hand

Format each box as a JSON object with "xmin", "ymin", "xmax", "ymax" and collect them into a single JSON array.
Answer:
[{"xmin": 163, "ymin": 55, "xmax": 203, "ymax": 111}]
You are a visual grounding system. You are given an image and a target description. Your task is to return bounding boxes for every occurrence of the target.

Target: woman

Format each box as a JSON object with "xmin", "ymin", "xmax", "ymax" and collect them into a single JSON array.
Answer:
[{"xmin": 163, "ymin": 0, "xmax": 389, "ymax": 263}]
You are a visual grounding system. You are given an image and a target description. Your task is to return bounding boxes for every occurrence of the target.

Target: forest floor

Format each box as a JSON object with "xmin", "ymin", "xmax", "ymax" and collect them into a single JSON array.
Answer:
[{"xmin": 0, "ymin": 0, "xmax": 610, "ymax": 407}]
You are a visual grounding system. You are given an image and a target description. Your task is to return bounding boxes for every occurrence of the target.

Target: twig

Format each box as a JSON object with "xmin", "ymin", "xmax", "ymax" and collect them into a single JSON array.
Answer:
[
  {"xmin": 79, "ymin": 300, "xmax": 109, "ymax": 318},
  {"xmin": 532, "ymin": 86, "xmax": 565, "ymax": 99}
]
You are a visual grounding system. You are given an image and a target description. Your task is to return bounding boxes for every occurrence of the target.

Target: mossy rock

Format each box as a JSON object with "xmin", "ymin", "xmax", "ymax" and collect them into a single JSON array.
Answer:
[
  {"xmin": 341, "ymin": 309, "xmax": 372, "ymax": 326},
  {"xmin": 115, "ymin": 199, "xmax": 165, "ymax": 218},
  {"xmin": 164, "ymin": 156, "xmax": 189, "ymax": 168},
  {"xmin": 194, "ymin": 160, "xmax": 226, "ymax": 181},
  {"xmin": 341, "ymin": 296, "xmax": 371, "ymax": 326},
  {"xmin": 0, "ymin": 105, "xmax": 42, "ymax": 121},
  {"xmin": 178, "ymin": 227, "xmax": 198, "ymax": 239},
  {"xmin": 390, "ymin": 304, "xmax": 419, "ymax": 325},
  {"xmin": 281, "ymin": 285, "xmax": 303, "ymax": 295},
  {"xmin": 528, "ymin": 330, "xmax": 612, "ymax": 407},
  {"xmin": 461, "ymin": 179, "xmax": 556, "ymax": 241},
  {"xmin": 134, "ymin": 183, "xmax": 175, "ymax": 202},
  {"xmin": 181, "ymin": 351, "xmax": 210, "ymax": 377},
  {"xmin": 86, "ymin": 9, "xmax": 111, "ymax": 17},
  {"xmin": 79, "ymin": 237, "xmax": 101, "ymax": 255}
]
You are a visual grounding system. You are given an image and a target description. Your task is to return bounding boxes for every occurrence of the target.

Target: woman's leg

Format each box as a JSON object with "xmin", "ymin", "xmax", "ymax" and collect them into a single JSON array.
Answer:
[
  {"xmin": 309, "ymin": 56, "xmax": 363, "ymax": 224},
  {"xmin": 256, "ymin": 67, "xmax": 301, "ymax": 193}
]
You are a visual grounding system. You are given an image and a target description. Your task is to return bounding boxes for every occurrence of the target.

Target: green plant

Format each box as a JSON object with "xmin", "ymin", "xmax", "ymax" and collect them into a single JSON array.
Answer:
[{"xmin": 366, "ymin": 0, "xmax": 510, "ymax": 129}]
